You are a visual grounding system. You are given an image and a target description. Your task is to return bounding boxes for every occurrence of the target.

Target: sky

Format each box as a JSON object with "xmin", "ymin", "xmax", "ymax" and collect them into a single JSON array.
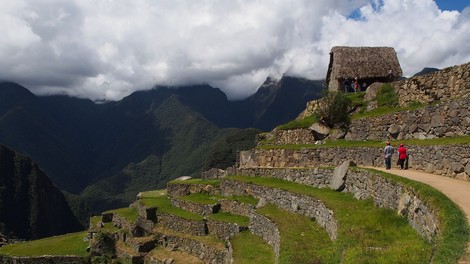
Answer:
[{"xmin": 1, "ymin": 0, "xmax": 469, "ymax": 101}]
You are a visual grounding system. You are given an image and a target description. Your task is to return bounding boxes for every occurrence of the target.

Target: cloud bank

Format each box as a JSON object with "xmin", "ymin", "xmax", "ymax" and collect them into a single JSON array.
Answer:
[{"xmin": 1, "ymin": 0, "xmax": 469, "ymax": 100}]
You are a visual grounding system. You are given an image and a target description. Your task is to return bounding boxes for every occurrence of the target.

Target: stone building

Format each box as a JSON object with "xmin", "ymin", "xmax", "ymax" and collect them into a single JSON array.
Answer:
[{"xmin": 326, "ymin": 46, "xmax": 403, "ymax": 92}]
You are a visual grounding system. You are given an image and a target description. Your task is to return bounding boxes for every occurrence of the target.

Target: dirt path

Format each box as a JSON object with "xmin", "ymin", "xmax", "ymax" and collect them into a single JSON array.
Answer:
[{"xmin": 368, "ymin": 167, "xmax": 470, "ymax": 264}]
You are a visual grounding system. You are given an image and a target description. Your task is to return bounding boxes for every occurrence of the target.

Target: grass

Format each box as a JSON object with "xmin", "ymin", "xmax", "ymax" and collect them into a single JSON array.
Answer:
[
  {"xmin": 167, "ymin": 179, "xmax": 221, "ymax": 186},
  {"xmin": 276, "ymin": 114, "xmax": 318, "ymax": 130},
  {"xmin": 139, "ymin": 196, "xmax": 203, "ymax": 221},
  {"xmin": 362, "ymin": 168, "xmax": 469, "ymax": 263},
  {"xmin": 258, "ymin": 135, "xmax": 470, "ymax": 150},
  {"xmin": 259, "ymin": 203, "xmax": 338, "ymax": 264},
  {"xmin": 231, "ymin": 230, "xmax": 275, "ymax": 264},
  {"xmin": 104, "ymin": 207, "xmax": 139, "ymax": 223},
  {"xmin": 207, "ymin": 212, "xmax": 250, "ymax": 226},
  {"xmin": 226, "ymin": 175, "xmax": 433, "ymax": 263},
  {"xmin": 224, "ymin": 195, "xmax": 259, "ymax": 206},
  {"xmin": 0, "ymin": 231, "xmax": 89, "ymax": 257}
]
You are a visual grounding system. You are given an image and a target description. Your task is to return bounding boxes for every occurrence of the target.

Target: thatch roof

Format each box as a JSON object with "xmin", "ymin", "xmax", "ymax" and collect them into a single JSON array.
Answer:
[{"xmin": 326, "ymin": 46, "xmax": 402, "ymax": 89}]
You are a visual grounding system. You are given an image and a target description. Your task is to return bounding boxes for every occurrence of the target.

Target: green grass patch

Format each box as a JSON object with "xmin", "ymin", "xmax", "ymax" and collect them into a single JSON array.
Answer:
[
  {"xmin": 276, "ymin": 114, "xmax": 318, "ymax": 130},
  {"xmin": 226, "ymin": 175, "xmax": 433, "ymax": 263},
  {"xmin": 167, "ymin": 179, "xmax": 221, "ymax": 186},
  {"xmin": 259, "ymin": 203, "xmax": 338, "ymax": 263},
  {"xmin": 231, "ymin": 231, "xmax": 275, "ymax": 264},
  {"xmin": 104, "ymin": 207, "xmax": 139, "ymax": 223},
  {"xmin": 0, "ymin": 232, "xmax": 89, "ymax": 257},
  {"xmin": 179, "ymin": 193, "xmax": 223, "ymax": 204},
  {"xmin": 207, "ymin": 212, "xmax": 249, "ymax": 226},
  {"xmin": 376, "ymin": 83, "xmax": 399, "ymax": 108},
  {"xmin": 258, "ymin": 135, "xmax": 470, "ymax": 150},
  {"xmin": 139, "ymin": 196, "xmax": 203, "ymax": 221}
]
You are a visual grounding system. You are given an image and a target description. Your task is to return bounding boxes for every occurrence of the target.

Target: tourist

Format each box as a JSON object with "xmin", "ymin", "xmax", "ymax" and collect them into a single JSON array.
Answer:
[
  {"xmin": 388, "ymin": 69, "xmax": 394, "ymax": 82},
  {"xmin": 384, "ymin": 141, "xmax": 394, "ymax": 170},
  {"xmin": 397, "ymin": 144, "xmax": 407, "ymax": 170},
  {"xmin": 343, "ymin": 78, "xmax": 351, "ymax": 93},
  {"xmin": 354, "ymin": 77, "xmax": 359, "ymax": 92}
]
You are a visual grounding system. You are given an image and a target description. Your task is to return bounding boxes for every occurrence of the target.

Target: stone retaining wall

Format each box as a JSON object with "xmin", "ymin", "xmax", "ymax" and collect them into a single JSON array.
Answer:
[
  {"xmin": 394, "ymin": 61, "xmax": 470, "ymax": 106},
  {"xmin": 206, "ymin": 219, "xmax": 247, "ymax": 240},
  {"xmin": 167, "ymin": 183, "xmax": 220, "ymax": 198},
  {"xmin": 268, "ymin": 129, "xmax": 315, "ymax": 145},
  {"xmin": 347, "ymin": 97, "xmax": 470, "ymax": 141},
  {"xmin": 236, "ymin": 167, "xmax": 332, "ymax": 188},
  {"xmin": 170, "ymin": 197, "xmax": 220, "ymax": 216},
  {"xmin": 249, "ymin": 213, "xmax": 280, "ymax": 264},
  {"xmin": 154, "ymin": 232, "xmax": 232, "ymax": 264},
  {"xmin": 220, "ymin": 179, "xmax": 338, "ymax": 240},
  {"xmin": 240, "ymin": 144, "xmax": 470, "ymax": 180},
  {"xmin": 220, "ymin": 200, "xmax": 255, "ymax": 217},
  {"xmin": 157, "ymin": 214, "xmax": 207, "ymax": 236},
  {"xmin": 345, "ymin": 170, "xmax": 439, "ymax": 240}
]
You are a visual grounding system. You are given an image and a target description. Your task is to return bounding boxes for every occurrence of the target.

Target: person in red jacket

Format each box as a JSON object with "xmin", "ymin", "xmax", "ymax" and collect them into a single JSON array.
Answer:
[{"xmin": 397, "ymin": 143, "xmax": 407, "ymax": 170}]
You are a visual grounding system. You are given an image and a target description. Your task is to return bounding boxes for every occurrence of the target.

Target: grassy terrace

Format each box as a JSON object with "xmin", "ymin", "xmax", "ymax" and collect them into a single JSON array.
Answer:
[
  {"xmin": 0, "ymin": 232, "xmax": 89, "ymax": 257},
  {"xmin": 258, "ymin": 135, "xmax": 470, "ymax": 150},
  {"xmin": 231, "ymin": 231, "xmax": 275, "ymax": 264},
  {"xmin": 259, "ymin": 204, "xmax": 337, "ymax": 263},
  {"xmin": 226, "ymin": 175, "xmax": 433, "ymax": 264},
  {"xmin": 104, "ymin": 207, "xmax": 139, "ymax": 223},
  {"xmin": 167, "ymin": 178, "xmax": 221, "ymax": 186},
  {"xmin": 139, "ymin": 195, "xmax": 203, "ymax": 221},
  {"xmin": 361, "ymin": 168, "xmax": 469, "ymax": 264},
  {"xmin": 207, "ymin": 212, "xmax": 249, "ymax": 226}
]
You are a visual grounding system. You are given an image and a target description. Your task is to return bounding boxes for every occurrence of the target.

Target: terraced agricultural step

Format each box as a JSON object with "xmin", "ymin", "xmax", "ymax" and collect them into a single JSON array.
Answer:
[
  {"xmin": 222, "ymin": 175, "xmax": 435, "ymax": 263},
  {"xmin": 151, "ymin": 226, "xmax": 231, "ymax": 264}
]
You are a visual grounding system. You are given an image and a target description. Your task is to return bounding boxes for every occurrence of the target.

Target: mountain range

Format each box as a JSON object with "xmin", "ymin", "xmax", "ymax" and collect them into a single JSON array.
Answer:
[{"xmin": 0, "ymin": 76, "xmax": 324, "ymax": 229}]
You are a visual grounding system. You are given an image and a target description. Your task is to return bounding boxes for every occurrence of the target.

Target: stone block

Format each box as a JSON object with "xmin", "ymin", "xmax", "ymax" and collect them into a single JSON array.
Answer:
[{"xmin": 329, "ymin": 160, "xmax": 350, "ymax": 191}]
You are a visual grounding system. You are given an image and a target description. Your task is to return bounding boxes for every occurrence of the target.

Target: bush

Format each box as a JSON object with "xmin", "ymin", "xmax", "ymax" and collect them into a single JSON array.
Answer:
[{"xmin": 315, "ymin": 90, "xmax": 352, "ymax": 131}]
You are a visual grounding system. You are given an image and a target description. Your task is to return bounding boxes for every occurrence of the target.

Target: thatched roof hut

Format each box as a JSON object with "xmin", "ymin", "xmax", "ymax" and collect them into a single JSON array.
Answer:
[{"xmin": 326, "ymin": 46, "xmax": 402, "ymax": 92}]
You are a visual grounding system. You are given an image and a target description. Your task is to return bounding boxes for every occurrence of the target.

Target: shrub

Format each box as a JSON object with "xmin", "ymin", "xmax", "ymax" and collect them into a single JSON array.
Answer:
[{"xmin": 315, "ymin": 90, "xmax": 352, "ymax": 131}]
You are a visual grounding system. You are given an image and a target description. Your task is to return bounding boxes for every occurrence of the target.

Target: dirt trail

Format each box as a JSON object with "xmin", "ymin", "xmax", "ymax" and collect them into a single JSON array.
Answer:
[{"xmin": 368, "ymin": 167, "xmax": 470, "ymax": 264}]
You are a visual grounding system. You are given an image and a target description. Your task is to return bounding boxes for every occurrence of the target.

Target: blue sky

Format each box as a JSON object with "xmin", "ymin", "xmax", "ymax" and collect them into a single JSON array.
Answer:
[
  {"xmin": 435, "ymin": 0, "xmax": 469, "ymax": 11},
  {"xmin": 1, "ymin": 0, "xmax": 470, "ymax": 101}
]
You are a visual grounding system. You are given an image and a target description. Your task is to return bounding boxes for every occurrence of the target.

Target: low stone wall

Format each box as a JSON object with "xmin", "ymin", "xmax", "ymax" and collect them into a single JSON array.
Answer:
[
  {"xmin": 221, "ymin": 179, "xmax": 338, "ymax": 240},
  {"xmin": 347, "ymin": 97, "xmax": 470, "ymax": 141},
  {"xmin": 167, "ymin": 183, "xmax": 220, "ymax": 198},
  {"xmin": 206, "ymin": 219, "xmax": 247, "ymax": 240},
  {"xmin": 345, "ymin": 170, "xmax": 439, "ymax": 240},
  {"xmin": 236, "ymin": 167, "xmax": 332, "ymax": 188},
  {"xmin": 249, "ymin": 213, "xmax": 280, "ymax": 264},
  {"xmin": 130, "ymin": 201, "xmax": 157, "ymax": 222},
  {"xmin": 240, "ymin": 144, "xmax": 470, "ymax": 180},
  {"xmin": 154, "ymin": 232, "xmax": 232, "ymax": 264},
  {"xmin": 269, "ymin": 129, "xmax": 315, "ymax": 145},
  {"xmin": 0, "ymin": 256, "xmax": 89, "ymax": 264},
  {"xmin": 394, "ymin": 61, "xmax": 470, "ymax": 106},
  {"xmin": 157, "ymin": 213, "xmax": 207, "ymax": 236},
  {"xmin": 220, "ymin": 200, "xmax": 255, "ymax": 217},
  {"xmin": 170, "ymin": 197, "xmax": 220, "ymax": 216}
]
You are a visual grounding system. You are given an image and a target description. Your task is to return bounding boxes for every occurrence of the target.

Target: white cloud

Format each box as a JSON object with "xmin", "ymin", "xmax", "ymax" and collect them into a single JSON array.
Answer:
[{"xmin": 0, "ymin": 0, "xmax": 469, "ymax": 101}]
